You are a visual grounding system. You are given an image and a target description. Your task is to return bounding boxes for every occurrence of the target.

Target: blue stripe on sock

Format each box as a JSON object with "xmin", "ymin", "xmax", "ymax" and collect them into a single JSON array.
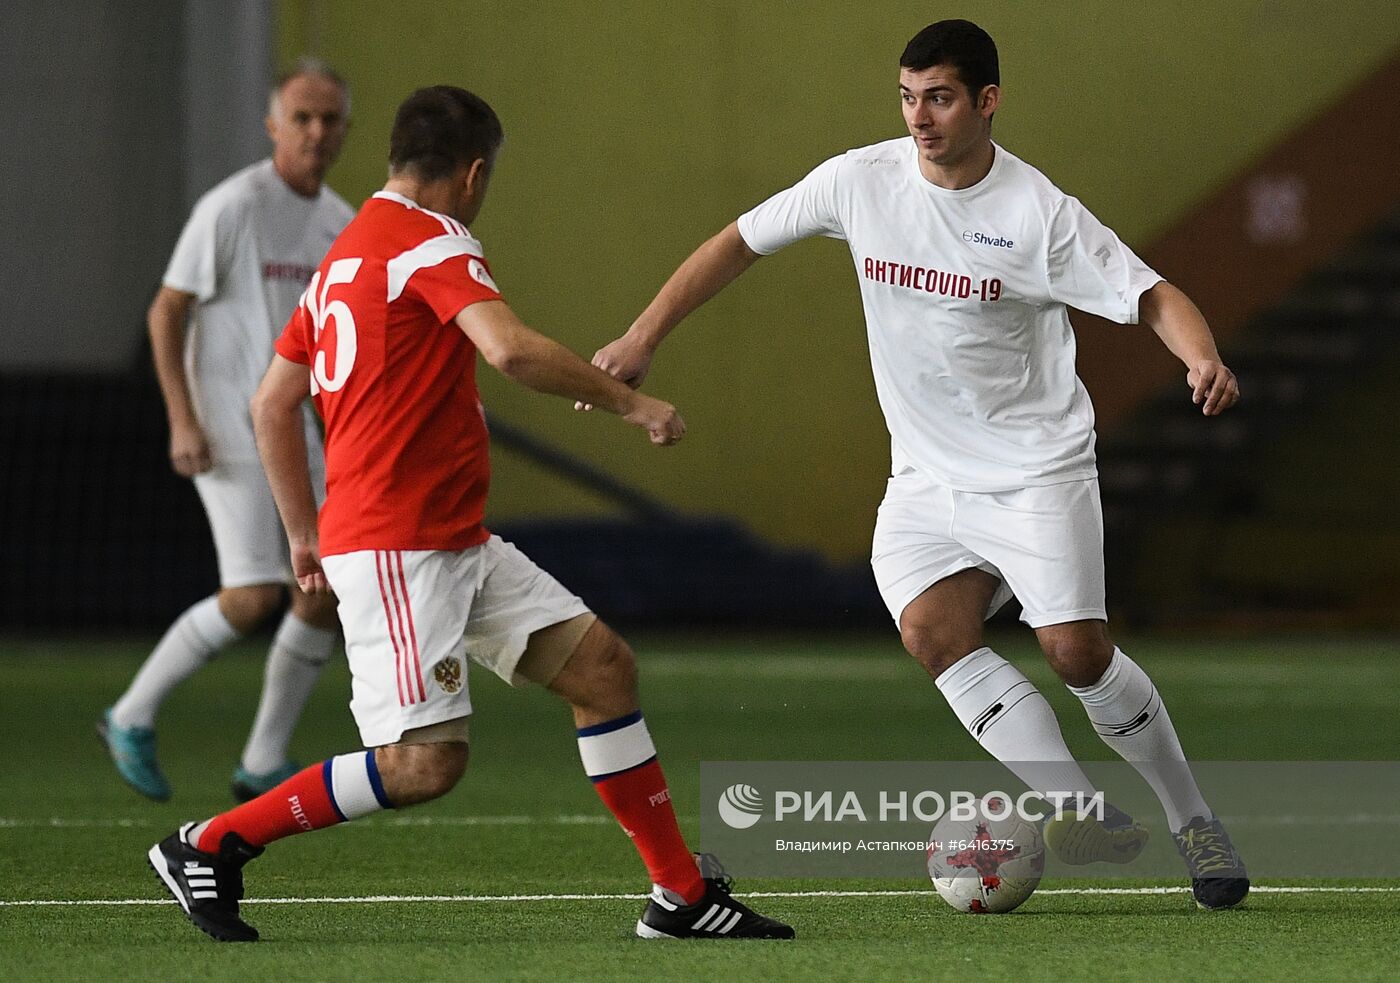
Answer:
[
  {"xmin": 575, "ymin": 709, "xmax": 643, "ymax": 738},
  {"xmin": 322, "ymin": 759, "xmax": 348, "ymax": 823},
  {"xmin": 364, "ymin": 750, "xmax": 391, "ymax": 809},
  {"xmin": 587, "ymin": 754, "xmax": 657, "ymax": 784}
]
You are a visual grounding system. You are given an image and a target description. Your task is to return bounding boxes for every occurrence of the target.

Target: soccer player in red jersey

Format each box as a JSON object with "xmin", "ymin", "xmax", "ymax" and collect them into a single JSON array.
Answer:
[{"xmin": 147, "ymin": 86, "xmax": 794, "ymax": 943}]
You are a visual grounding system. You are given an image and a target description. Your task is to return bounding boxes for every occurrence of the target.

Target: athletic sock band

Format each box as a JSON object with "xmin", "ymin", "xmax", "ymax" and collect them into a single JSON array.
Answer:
[
  {"xmin": 577, "ymin": 711, "xmax": 657, "ymax": 782},
  {"xmin": 324, "ymin": 751, "xmax": 392, "ymax": 821}
]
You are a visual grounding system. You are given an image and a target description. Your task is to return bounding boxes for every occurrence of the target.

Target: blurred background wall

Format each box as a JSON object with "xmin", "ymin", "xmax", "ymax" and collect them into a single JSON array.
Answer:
[
  {"xmin": 0, "ymin": 0, "xmax": 273, "ymax": 371},
  {"xmin": 3, "ymin": 1, "xmax": 1399, "ymax": 629},
  {"xmin": 280, "ymin": 0, "xmax": 1400, "ymax": 561}
]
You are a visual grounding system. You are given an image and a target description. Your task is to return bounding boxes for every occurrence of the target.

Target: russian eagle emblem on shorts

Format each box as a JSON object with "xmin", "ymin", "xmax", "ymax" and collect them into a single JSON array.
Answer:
[{"xmin": 434, "ymin": 656, "xmax": 463, "ymax": 694}]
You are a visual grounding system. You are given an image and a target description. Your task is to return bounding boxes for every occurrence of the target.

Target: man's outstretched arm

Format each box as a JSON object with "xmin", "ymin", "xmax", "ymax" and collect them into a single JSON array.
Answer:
[
  {"xmin": 455, "ymin": 300, "xmax": 686, "ymax": 446},
  {"xmin": 588, "ymin": 222, "xmax": 761, "ymax": 395},
  {"xmin": 1139, "ymin": 281, "xmax": 1240, "ymax": 417}
]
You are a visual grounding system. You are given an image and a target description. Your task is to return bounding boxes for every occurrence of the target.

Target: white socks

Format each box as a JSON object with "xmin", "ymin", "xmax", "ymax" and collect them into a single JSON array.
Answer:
[
  {"xmin": 576, "ymin": 711, "xmax": 656, "ymax": 781},
  {"xmin": 936, "ymin": 647, "xmax": 1099, "ymax": 800},
  {"xmin": 239, "ymin": 614, "xmax": 336, "ymax": 774},
  {"xmin": 112, "ymin": 598, "xmax": 333, "ymax": 773},
  {"xmin": 111, "ymin": 595, "xmax": 240, "ymax": 728},
  {"xmin": 936, "ymin": 646, "xmax": 1214, "ymax": 833},
  {"xmin": 1068, "ymin": 648, "xmax": 1211, "ymax": 831}
]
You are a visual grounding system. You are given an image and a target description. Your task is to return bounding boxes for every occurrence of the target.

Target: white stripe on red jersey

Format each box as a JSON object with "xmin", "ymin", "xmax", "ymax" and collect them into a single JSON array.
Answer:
[{"xmin": 386, "ymin": 234, "xmax": 488, "ymax": 303}]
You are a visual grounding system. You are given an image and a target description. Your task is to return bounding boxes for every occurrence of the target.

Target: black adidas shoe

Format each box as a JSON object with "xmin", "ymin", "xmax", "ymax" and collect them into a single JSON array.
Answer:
[
  {"xmin": 1173, "ymin": 816, "xmax": 1249, "ymax": 910},
  {"xmin": 636, "ymin": 854, "xmax": 794, "ymax": 939},
  {"xmin": 148, "ymin": 822, "xmax": 265, "ymax": 942}
]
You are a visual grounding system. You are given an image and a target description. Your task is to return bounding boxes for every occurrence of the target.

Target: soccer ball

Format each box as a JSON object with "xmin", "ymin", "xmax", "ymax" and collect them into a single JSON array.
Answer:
[{"xmin": 926, "ymin": 798, "xmax": 1045, "ymax": 913}]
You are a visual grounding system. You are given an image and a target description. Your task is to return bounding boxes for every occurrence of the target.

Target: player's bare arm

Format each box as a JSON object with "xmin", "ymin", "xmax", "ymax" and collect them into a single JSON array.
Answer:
[
  {"xmin": 147, "ymin": 286, "xmax": 212, "ymax": 476},
  {"xmin": 250, "ymin": 355, "xmax": 328, "ymax": 594},
  {"xmin": 1138, "ymin": 281, "xmax": 1240, "ymax": 417},
  {"xmin": 587, "ymin": 221, "xmax": 761, "ymax": 400},
  {"xmin": 455, "ymin": 300, "xmax": 685, "ymax": 446}
]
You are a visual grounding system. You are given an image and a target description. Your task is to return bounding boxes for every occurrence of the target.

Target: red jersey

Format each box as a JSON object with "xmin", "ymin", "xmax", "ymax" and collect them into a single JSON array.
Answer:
[{"xmin": 274, "ymin": 191, "xmax": 503, "ymax": 556}]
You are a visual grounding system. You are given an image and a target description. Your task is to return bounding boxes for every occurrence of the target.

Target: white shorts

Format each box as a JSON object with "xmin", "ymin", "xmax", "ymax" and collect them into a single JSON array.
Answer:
[
  {"xmin": 321, "ymin": 536, "xmax": 591, "ymax": 748},
  {"xmin": 193, "ymin": 458, "xmax": 326, "ymax": 589},
  {"xmin": 870, "ymin": 470, "xmax": 1107, "ymax": 629}
]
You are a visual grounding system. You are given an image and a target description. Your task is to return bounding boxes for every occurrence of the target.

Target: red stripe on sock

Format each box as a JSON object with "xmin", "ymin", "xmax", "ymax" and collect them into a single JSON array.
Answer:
[
  {"xmin": 394, "ymin": 551, "xmax": 426, "ymax": 703},
  {"xmin": 375, "ymin": 551, "xmax": 408, "ymax": 707},
  {"xmin": 591, "ymin": 759, "xmax": 703, "ymax": 904},
  {"xmin": 195, "ymin": 763, "xmax": 341, "ymax": 852}
]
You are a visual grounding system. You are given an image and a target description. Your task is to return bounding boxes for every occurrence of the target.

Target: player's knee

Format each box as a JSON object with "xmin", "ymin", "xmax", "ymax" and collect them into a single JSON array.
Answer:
[
  {"xmin": 375, "ymin": 741, "xmax": 468, "ymax": 806},
  {"xmin": 554, "ymin": 625, "xmax": 638, "ymax": 717},
  {"xmin": 576, "ymin": 632, "xmax": 638, "ymax": 709},
  {"xmin": 218, "ymin": 584, "xmax": 284, "ymax": 633},
  {"xmin": 289, "ymin": 588, "xmax": 339, "ymax": 631},
  {"xmin": 597, "ymin": 635, "xmax": 638, "ymax": 698},
  {"xmin": 1039, "ymin": 628, "xmax": 1114, "ymax": 687},
  {"xmin": 899, "ymin": 620, "xmax": 979, "ymax": 678},
  {"xmin": 415, "ymin": 745, "xmax": 468, "ymax": 800}
]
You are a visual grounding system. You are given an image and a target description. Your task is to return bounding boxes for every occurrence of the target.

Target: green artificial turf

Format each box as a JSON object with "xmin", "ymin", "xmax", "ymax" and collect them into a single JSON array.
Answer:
[{"xmin": 1, "ymin": 633, "xmax": 1396, "ymax": 981}]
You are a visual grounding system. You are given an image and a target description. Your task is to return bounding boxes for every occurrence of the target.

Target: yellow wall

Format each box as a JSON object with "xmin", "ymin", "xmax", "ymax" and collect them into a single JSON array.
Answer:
[{"xmin": 281, "ymin": 1, "xmax": 1400, "ymax": 561}]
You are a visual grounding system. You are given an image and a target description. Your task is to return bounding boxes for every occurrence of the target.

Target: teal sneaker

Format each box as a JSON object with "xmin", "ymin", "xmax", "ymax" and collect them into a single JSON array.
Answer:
[
  {"xmin": 98, "ymin": 708, "xmax": 171, "ymax": 802},
  {"xmin": 230, "ymin": 762, "xmax": 300, "ymax": 803}
]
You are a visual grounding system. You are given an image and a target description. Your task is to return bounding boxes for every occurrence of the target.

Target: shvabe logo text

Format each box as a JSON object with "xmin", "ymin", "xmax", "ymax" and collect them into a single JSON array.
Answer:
[{"xmin": 961, "ymin": 229, "xmax": 1015, "ymax": 249}]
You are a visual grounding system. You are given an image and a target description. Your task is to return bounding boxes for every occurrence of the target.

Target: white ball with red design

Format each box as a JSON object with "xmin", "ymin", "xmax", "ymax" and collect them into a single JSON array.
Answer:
[{"xmin": 926, "ymin": 798, "xmax": 1045, "ymax": 914}]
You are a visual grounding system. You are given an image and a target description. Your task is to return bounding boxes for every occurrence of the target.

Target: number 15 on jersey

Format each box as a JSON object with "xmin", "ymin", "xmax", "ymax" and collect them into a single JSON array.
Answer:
[{"xmin": 303, "ymin": 257, "xmax": 363, "ymax": 395}]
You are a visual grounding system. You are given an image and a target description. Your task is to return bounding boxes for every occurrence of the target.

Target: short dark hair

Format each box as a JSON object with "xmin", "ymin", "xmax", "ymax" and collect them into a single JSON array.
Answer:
[
  {"xmin": 899, "ymin": 20, "xmax": 999, "ymax": 101},
  {"xmin": 389, "ymin": 86, "xmax": 504, "ymax": 181}
]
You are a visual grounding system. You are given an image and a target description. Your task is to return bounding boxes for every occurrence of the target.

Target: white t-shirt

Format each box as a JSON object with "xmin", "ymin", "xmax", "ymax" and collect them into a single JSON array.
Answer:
[
  {"xmin": 164, "ymin": 158, "xmax": 355, "ymax": 463},
  {"xmin": 737, "ymin": 138, "xmax": 1163, "ymax": 491}
]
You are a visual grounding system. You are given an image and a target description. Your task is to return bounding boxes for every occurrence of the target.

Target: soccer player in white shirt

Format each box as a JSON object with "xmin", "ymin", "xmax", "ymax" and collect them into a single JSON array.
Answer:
[
  {"xmin": 589, "ymin": 20, "xmax": 1247, "ymax": 910},
  {"xmin": 100, "ymin": 59, "xmax": 356, "ymax": 804}
]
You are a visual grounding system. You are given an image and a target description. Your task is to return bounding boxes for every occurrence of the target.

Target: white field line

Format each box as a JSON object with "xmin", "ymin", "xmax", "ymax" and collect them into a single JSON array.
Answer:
[
  {"xmin": 0, "ymin": 818, "xmax": 153, "ymax": 828},
  {"xmin": 4, "ymin": 886, "xmax": 1400, "ymax": 908},
  {"xmin": 380, "ymin": 814, "xmax": 612, "ymax": 826}
]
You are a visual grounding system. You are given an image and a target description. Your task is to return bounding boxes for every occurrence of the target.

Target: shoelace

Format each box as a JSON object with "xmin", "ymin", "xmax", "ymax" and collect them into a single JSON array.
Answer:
[
  {"xmin": 694, "ymin": 852, "xmax": 735, "ymax": 895},
  {"xmin": 1179, "ymin": 826, "xmax": 1237, "ymax": 874}
]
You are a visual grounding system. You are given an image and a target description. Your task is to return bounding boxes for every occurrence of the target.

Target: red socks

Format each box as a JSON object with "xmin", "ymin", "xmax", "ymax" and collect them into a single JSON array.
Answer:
[
  {"xmin": 578, "ymin": 712, "xmax": 704, "ymax": 904},
  {"xmin": 189, "ymin": 717, "xmax": 705, "ymax": 906},
  {"xmin": 195, "ymin": 752, "xmax": 390, "ymax": 852}
]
